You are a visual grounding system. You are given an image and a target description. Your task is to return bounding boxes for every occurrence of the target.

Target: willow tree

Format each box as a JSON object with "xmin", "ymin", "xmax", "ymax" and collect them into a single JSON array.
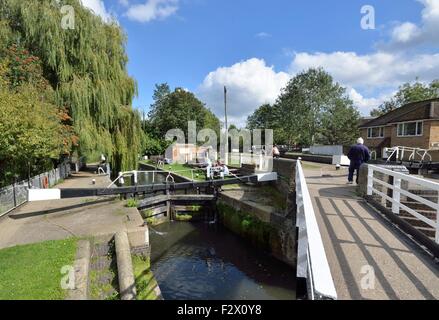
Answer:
[{"xmin": 0, "ymin": 0, "xmax": 145, "ymax": 172}]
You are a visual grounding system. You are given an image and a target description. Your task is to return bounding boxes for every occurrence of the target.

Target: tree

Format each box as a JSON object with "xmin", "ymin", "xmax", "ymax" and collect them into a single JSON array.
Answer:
[
  {"xmin": 246, "ymin": 104, "xmax": 275, "ymax": 130},
  {"xmin": 0, "ymin": 40, "xmax": 77, "ymax": 186},
  {"xmin": 319, "ymin": 100, "xmax": 360, "ymax": 146},
  {"xmin": 147, "ymin": 84, "xmax": 220, "ymax": 141},
  {"xmin": 273, "ymin": 68, "xmax": 358, "ymax": 146},
  {"xmin": 370, "ymin": 80, "xmax": 439, "ymax": 116},
  {"xmin": 0, "ymin": 0, "xmax": 145, "ymax": 173}
]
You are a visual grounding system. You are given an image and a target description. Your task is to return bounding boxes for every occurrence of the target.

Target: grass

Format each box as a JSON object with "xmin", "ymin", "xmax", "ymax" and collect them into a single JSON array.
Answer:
[
  {"xmin": 0, "ymin": 238, "xmax": 77, "ymax": 300},
  {"xmin": 132, "ymin": 255, "xmax": 160, "ymax": 300},
  {"xmin": 140, "ymin": 160, "xmax": 205, "ymax": 181}
]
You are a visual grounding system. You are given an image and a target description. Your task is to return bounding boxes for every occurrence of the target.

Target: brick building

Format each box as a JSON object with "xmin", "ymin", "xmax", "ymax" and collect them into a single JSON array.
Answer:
[{"xmin": 359, "ymin": 98, "xmax": 439, "ymax": 159}]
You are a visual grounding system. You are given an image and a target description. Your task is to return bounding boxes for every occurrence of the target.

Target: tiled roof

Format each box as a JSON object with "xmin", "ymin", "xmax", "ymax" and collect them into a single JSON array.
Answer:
[{"xmin": 359, "ymin": 98, "xmax": 439, "ymax": 128}]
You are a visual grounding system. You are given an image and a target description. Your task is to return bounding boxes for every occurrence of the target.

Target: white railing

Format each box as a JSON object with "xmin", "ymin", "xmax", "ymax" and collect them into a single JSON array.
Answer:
[
  {"xmin": 385, "ymin": 146, "xmax": 432, "ymax": 163},
  {"xmin": 295, "ymin": 160, "xmax": 337, "ymax": 300},
  {"xmin": 367, "ymin": 165, "xmax": 439, "ymax": 243}
]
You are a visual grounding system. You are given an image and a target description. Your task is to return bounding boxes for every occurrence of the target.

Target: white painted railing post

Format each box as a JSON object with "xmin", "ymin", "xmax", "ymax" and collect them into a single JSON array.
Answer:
[
  {"xmin": 367, "ymin": 166, "xmax": 373, "ymax": 196},
  {"xmin": 133, "ymin": 171, "xmax": 138, "ymax": 185},
  {"xmin": 392, "ymin": 178, "xmax": 401, "ymax": 215}
]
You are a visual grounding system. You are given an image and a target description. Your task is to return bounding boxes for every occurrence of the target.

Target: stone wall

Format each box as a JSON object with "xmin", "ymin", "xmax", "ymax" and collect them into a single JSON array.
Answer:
[{"xmin": 217, "ymin": 157, "xmax": 298, "ymax": 267}]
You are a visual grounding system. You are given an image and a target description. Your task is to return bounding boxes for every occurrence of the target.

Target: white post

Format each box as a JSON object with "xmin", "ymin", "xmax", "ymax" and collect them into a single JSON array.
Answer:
[
  {"xmin": 367, "ymin": 166, "xmax": 373, "ymax": 196},
  {"xmin": 133, "ymin": 171, "xmax": 138, "ymax": 185},
  {"xmin": 392, "ymin": 177, "xmax": 401, "ymax": 215},
  {"xmin": 152, "ymin": 172, "xmax": 155, "ymax": 184}
]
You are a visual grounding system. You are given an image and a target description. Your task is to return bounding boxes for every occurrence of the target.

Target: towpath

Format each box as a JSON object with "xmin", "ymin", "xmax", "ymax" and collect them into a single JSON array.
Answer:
[
  {"xmin": 303, "ymin": 162, "xmax": 439, "ymax": 300},
  {"xmin": 0, "ymin": 169, "xmax": 143, "ymax": 249}
]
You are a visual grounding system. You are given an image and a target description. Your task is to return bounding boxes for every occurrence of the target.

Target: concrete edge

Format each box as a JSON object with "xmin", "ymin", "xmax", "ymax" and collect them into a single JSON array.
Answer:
[
  {"xmin": 66, "ymin": 239, "xmax": 91, "ymax": 300},
  {"xmin": 115, "ymin": 231, "xmax": 137, "ymax": 300}
]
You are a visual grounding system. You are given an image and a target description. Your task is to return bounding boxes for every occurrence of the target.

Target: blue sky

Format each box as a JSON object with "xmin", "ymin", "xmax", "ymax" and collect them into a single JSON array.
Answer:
[{"xmin": 81, "ymin": 0, "xmax": 439, "ymax": 125}]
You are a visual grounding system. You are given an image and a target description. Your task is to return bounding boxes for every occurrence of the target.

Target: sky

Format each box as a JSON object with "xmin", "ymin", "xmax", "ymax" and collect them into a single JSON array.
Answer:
[{"xmin": 80, "ymin": 0, "xmax": 439, "ymax": 126}]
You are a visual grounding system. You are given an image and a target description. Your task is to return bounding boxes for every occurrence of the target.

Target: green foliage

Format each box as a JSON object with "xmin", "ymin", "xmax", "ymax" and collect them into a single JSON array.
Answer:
[
  {"xmin": 0, "ymin": 238, "xmax": 77, "ymax": 300},
  {"xmin": 370, "ymin": 79, "xmax": 439, "ymax": 116},
  {"xmin": 175, "ymin": 214, "xmax": 193, "ymax": 221},
  {"xmin": 126, "ymin": 198, "xmax": 138, "ymax": 208},
  {"xmin": 0, "ymin": 0, "xmax": 145, "ymax": 174},
  {"xmin": 146, "ymin": 83, "xmax": 221, "ymax": 141},
  {"xmin": 143, "ymin": 135, "xmax": 170, "ymax": 156},
  {"xmin": 0, "ymin": 86, "xmax": 65, "ymax": 185},
  {"xmin": 247, "ymin": 68, "xmax": 359, "ymax": 146}
]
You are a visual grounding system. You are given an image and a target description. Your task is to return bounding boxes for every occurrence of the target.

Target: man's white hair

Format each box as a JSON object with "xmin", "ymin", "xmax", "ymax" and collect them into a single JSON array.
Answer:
[{"xmin": 357, "ymin": 137, "xmax": 364, "ymax": 145}]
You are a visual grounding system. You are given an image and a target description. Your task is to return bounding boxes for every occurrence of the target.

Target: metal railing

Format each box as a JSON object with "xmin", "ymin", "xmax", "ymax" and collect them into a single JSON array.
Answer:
[
  {"xmin": 385, "ymin": 146, "xmax": 432, "ymax": 164},
  {"xmin": 107, "ymin": 168, "xmax": 208, "ymax": 188},
  {"xmin": 367, "ymin": 164, "xmax": 439, "ymax": 243},
  {"xmin": 0, "ymin": 162, "xmax": 71, "ymax": 217},
  {"xmin": 295, "ymin": 160, "xmax": 337, "ymax": 300}
]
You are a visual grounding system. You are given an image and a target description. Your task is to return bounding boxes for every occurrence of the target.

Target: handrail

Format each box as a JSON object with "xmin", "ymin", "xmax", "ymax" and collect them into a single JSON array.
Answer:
[
  {"xmin": 367, "ymin": 164, "xmax": 439, "ymax": 243},
  {"xmin": 295, "ymin": 160, "xmax": 337, "ymax": 300},
  {"xmin": 386, "ymin": 146, "xmax": 432, "ymax": 164}
]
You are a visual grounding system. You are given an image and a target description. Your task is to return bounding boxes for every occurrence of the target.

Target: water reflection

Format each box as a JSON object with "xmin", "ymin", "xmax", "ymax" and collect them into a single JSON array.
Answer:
[{"xmin": 150, "ymin": 222, "xmax": 296, "ymax": 300}]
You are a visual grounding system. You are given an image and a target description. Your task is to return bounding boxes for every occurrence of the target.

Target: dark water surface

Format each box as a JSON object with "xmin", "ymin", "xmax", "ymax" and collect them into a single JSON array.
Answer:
[{"xmin": 149, "ymin": 222, "xmax": 296, "ymax": 300}]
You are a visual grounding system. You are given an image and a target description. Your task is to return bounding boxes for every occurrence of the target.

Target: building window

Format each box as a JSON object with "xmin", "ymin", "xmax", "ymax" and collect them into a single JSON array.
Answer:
[
  {"xmin": 397, "ymin": 121, "xmax": 423, "ymax": 137},
  {"xmin": 367, "ymin": 127, "xmax": 384, "ymax": 139}
]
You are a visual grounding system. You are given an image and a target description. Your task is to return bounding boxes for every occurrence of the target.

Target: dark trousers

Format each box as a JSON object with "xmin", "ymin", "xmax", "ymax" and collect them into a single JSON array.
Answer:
[{"xmin": 348, "ymin": 163, "xmax": 361, "ymax": 183}]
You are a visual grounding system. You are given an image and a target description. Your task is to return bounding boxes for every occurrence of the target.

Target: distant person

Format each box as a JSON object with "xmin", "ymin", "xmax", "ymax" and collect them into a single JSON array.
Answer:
[
  {"xmin": 205, "ymin": 157, "xmax": 212, "ymax": 180},
  {"xmin": 272, "ymin": 145, "xmax": 280, "ymax": 158},
  {"xmin": 347, "ymin": 138, "xmax": 370, "ymax": 184},
  {"xmin": 220, "ymin": 164, "xmax": 229, "ymax": 179}
]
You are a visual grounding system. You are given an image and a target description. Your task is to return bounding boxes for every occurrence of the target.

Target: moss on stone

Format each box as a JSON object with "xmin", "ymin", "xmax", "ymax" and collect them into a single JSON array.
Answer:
[
  {"xmin": 131, "ymin": 255, "xmax": 160, "ymax": 300},
  {"xmin": 175, "ymin": 214, "xmax": 193, "ymax": 221},
  {"xmin": 217, "ymin": 202, "xmax": 278, "ymax": 251}
]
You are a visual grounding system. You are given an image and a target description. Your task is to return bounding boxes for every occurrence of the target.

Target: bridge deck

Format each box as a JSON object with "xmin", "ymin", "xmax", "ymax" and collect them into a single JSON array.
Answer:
[{"xmin": 304, "ymin": 164, "xmax": 439, "ymax": 300}]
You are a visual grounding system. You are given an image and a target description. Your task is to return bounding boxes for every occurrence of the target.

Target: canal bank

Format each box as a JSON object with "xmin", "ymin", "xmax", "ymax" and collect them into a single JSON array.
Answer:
[{"xmin": 134, "ymin": 159, "xmax": 298, "ymax": 299}]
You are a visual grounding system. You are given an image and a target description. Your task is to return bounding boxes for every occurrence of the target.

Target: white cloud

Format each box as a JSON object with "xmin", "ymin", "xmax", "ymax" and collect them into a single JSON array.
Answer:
[
  {"xmin": 125, "ymin": 0, "xmax": 179, "ymax": 23},
  {"xmin": 196, "ymin": 1, "xmax": 439, "ymax": 121},
  {"xmin": 290, "ymin": 51, "xmax": 439, "ymax": 90},
  {"xmin": 387, "ymin": 0, "xmax": 439, "ymax": 47},
  {"xmin": 197, "ymin": 58, "xmax": 290, "ymax": 126},
  {"xmin": 348, "ymin": 88, "xmax": 396, "ymax": 114},
  {"xmin": 255, "ymin": 32, "xmax": 271, "ymax": 39},
  {"xmin": 80, "ymin": 0, "xmax": 113, "ymax": 22}
]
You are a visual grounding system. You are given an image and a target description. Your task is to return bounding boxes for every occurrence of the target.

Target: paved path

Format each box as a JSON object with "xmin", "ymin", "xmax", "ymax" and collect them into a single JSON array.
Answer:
[
  {"xmin": 303, "ymin": 163, "xmax": 439, "ymax": 300},
  {"xmin": 0, "ymin": 170, "xmax": 143, "ymax": 250}
]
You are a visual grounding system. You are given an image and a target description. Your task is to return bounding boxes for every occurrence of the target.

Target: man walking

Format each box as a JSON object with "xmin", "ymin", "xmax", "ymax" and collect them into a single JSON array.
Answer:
[{"xmin": 347, "ymin": 138, "xmax": 370, "ymax": 184}]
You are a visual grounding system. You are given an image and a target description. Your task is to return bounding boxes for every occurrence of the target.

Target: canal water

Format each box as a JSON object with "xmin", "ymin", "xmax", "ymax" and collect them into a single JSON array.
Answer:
[
  {"xmin": 149, "ymin": 221, "xmax": 296, "ymax": 300},
  {"xmin": 121, "ymin": 171, "xmax": 166, "ymax": 186}
]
